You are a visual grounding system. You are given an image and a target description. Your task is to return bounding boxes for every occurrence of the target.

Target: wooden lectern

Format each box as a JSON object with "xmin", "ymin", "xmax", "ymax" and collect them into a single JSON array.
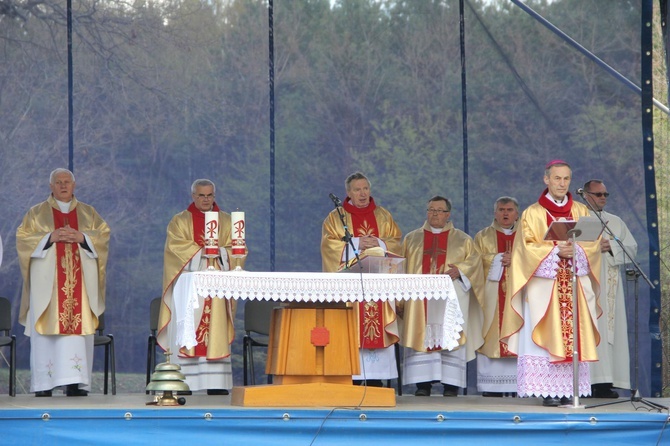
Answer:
[{"xmin": 232, "ymin": 256, "xmax": 403, "ymax": 407}]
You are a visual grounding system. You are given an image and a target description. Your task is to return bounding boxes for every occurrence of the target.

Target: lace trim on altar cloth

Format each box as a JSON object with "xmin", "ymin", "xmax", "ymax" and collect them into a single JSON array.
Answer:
[
  {"xmin": 176, "ymin": 319, "xmax": 191, "ymax": 350},
  {"xmin": 193, "ymin": 271, "xmax": 457, "ymax": 303},
  {"xmin": 425, "ymin": 323, "xmax": 462, "ymax": 351},
  {"xmin": 517, "ymin": 355, "xmax": 591, "ymax": 398},
  {"xmin": 423, "ymin": 293, "xmax": 464, "ymax": 351}
]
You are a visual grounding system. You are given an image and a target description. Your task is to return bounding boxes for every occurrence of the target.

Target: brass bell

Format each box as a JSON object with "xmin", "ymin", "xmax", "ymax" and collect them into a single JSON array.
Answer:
[{"xmin": 146, "ymin": 350, "xmax": 190, "ymax": 406}]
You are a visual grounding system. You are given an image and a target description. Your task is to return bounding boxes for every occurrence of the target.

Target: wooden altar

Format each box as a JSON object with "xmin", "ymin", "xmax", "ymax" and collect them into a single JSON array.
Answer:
[{"xmin": 173, "ymin": 270, "xmax": 461, "ymax": 407}]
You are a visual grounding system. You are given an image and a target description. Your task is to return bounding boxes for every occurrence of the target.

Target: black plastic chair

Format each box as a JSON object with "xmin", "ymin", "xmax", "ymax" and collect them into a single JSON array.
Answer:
[
  {"xmin": 146, "ymin": 297, "xmax": 161, "ymax": 394},
  {"xmin": 243, "ymin": 300, "xmax": 275, "ymax": 386},
  {"xmin": 94, "ymin": 313, "xmax": 116, "ymax": 395},
  {"xmin": 0, "ymin": 297, "xmax": 16, "ymax": 397}
]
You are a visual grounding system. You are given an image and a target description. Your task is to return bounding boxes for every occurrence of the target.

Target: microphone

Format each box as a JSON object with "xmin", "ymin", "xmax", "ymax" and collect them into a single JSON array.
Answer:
[
  {"xmin": 329, "ymin": 193, "xmax": 343, "ymax": 208},
  {"xmin": 575, "ymin": 188, "xmax": 585, "ymax": 196}
]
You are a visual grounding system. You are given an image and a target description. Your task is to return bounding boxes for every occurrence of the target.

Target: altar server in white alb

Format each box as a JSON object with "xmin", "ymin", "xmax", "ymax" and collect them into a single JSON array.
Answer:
[
  {"xmin": 157, "ymin": 179, "xmax": 246, "ymax": 396},
  {"xmin": 17, "ymin": 168, "xmax": 110, "ymax": 397},
  {"xmin": 582, "ymin": 179, "xmax": 636, "ymax": 398}
]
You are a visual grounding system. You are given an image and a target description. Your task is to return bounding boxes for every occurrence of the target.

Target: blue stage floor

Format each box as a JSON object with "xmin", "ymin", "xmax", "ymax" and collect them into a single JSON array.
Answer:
[{"xmin": 1, "ymin": 393, "xmax": 669, "ymax": 445}]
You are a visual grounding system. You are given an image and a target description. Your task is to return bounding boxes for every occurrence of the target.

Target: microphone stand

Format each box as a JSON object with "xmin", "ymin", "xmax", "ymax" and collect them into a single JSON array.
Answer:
[
  {"xmin": 333, "ymin": 203, "xmax": 361, "ymax": 270},
  {"xmin": 578, "ymin": 194, "xmax": 665, "ymax": 411},
  {"xmin": 332, "ymin": 199, "xmax": 371, "ymax": 394},
  {"xmin": 565, "ymin": 227, "xmax": 584, "ymax": 409},
  {"xmin": 581, "ymin": 194, "xmax": 653, "ymax": 290}
]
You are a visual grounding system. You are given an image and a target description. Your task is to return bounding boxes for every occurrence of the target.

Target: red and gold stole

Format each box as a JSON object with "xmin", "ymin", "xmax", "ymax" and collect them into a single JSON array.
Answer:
[
  {"xmin": 343, "ymin": 197, "xmax": 386, "ymax": 349},
  {"xmin": 52, "ymin": 208, "xmax": 83, "ymax": 335},
  {"xmin": 539, "ymin": 190, "xmax": 578, "ymax": 361},
  {"xmin": 343, "ymin": 197, "xmax": 380, "ymax": 239},
  {"xmin": 421, "ymin": 229, "xmax": 448, "ymax": 350},
  {"xmin": 421, "ymin": 230, "xmax": 448, "ymax": 275},
  {"xmin": 188, "ymin": 202, "xmax": 221, "ymax": 357},
  {"xmin": 496, "ymin": 230, "xmax": 516, "ymax": 357}
]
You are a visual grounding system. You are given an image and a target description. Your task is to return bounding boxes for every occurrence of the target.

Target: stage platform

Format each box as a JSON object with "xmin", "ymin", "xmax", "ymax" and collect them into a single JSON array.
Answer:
[{"xmin": 1, "ymin": 392, "xmax": 669, "ymax": 445}]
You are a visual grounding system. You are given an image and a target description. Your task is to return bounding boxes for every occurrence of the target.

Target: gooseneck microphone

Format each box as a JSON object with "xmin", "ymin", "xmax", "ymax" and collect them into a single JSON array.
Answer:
[
  {"xmin": 329, "ymin": 193, "xmax": 342, "ymax": 207},
  {"xmin": 575, "ymin": 188, "xmax": 585, "ymax": 196}
]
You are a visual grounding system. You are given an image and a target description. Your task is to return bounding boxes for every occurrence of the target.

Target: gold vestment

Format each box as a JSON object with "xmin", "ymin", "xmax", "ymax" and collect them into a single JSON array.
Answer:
[
  {"xmin": 17, "ymin": 195, "xmax": 110, "ymax": 335},
  {"xmin": 320, "ymin": 204, "xmax": 401, "ymax": 348},
  {"xmin": 474, "ymin": 221, "xmax": 516, "ymax": 358},
  {"xmin": 157, "ymin": 208, "xmax": 245, "ymax": 359},
  {"xmin": 501, "ymin": 201, "xmax": 601, "ymax": 362},
  {"xmin": 400, "ymin": 221, "xmax": 485, "ymax": 361}
]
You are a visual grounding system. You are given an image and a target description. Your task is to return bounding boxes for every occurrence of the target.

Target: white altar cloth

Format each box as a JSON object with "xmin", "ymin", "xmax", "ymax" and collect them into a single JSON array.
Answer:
[{"xmin": 173, "ymin": 270, "xmax": 463, "ymax": 352}]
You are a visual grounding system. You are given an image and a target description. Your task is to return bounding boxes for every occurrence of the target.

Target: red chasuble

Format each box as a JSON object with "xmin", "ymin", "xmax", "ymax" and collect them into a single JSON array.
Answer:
[
  {"xmin": 538, "ymin": 190, "xmax": 578, "ymax": 361},
  {"xmin": 189, "ymin": 202, "xmax": 221, "ymax": 357},
  {"xmin": 343, "ymin": 197, "xmax": 386, "ymax": 349},
  {"xmin": 53, "ymin": 209, "xmax": 83, "ymax": 335}
]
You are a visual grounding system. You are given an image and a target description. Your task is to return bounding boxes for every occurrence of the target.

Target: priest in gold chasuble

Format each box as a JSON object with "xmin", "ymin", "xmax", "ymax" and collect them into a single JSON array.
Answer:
[
  {"xmin": 400, "ymin": 196, "xmax": 485, "ymax": 397},
  {"xmin": 157, "ymin": 179, "xmax": 245, "ymax": 395},
  {"xmin": 17, "ymin": 168, "xmax": 110, "ymax": 396},
  {"xmin": 321, "ymin": 172, "xmax": 401, "ymax": 385},
  {"xmin": 500, "ymin": 161, "xmax": 601, "ymax": 407},
  {"xmin": 474, "ymin": 196, "xmax": 519, "ymax": 395}
]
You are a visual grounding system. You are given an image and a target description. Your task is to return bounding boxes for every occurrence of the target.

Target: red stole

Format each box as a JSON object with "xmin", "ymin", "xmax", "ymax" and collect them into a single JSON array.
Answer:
[
  {"xmin": 421, "ymin": 230, "xmax": 448, "ymax": 275},
  {"xmin": 343, "ymin": 197, "xmax": 380, "ymax": 238},
  {"xmin": 344, "ymin": 197, "xmax": 385, "ymax": 348},
  {"xmin": 188, "ymin": 202, "xmax": 221, "ymax": 246},
  {"xmin": 52, "ymin": 208, "xmax": 83, "ymax": 335},
  {"xmin": 495, "ymin": 230, "xmax": 516, "ymax": 357},
  {"xmin": 187, "ymin": 202, "xmax": 221, "ymax": 357},
  {"xmin": 421, "ymin": 230, "xmax": 449, "ymax": 350},
  {"xmin": 538, "ymin": 191, "xmax": 579, "ymax": 361}
]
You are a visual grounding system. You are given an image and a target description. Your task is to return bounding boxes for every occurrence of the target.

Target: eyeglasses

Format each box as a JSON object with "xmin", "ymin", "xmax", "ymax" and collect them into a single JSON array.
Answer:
[
  {"xmin": 196, "ymin": 194, "xmax": 214, "ymax": 200},
  {"xmin": 427, "ymin": 209, "xmax": 450, "ymax": 214},
  {"xmin": 588, "ymin": 192, "xmax": 610, "ymax": 198}
]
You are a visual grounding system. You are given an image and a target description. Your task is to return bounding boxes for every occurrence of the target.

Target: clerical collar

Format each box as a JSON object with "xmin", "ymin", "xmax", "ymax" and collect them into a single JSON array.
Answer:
[
  {"xmin": 430, "ymin": 226, "xmax": 443, "ymax": 234},
  {"xmin": 501, "ymin": 225, "xmax": 514, "ymax": 235},
  {"xmin": 54, "ymin": 198, "xmax": 72, "ymax": 213},
  {"xmin": 545, "ymin": 191, "xmax": 568, "ymax": 206}
]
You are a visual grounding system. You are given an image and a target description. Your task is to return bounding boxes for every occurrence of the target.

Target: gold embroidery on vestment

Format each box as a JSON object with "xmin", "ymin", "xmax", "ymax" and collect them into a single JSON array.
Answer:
[
  {"xmin": 356, "ymin": 220, "xmax": 376, "ymax": 237},
  {"xmin": 195, "ymin": 298, "xmax": 213, "ymax": 347},
  {"xmin": 556, "ymin": 259, "xmax": 574, "ymax": 357},
  {"xmin": 362, "ymin": 302, "xmax": 381, "ymax": 343},
  {"xmin": 59, "ymin": 244, "xmax": 82, "ymax": 334}
]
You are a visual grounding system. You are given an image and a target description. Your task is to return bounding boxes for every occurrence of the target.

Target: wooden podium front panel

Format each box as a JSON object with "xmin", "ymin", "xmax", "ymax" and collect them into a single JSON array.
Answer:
[
  {"xmin": 323, "ymin": 307, "xmax": 360, "ymax": 375},
  {"xmin": 266, "ymin": 305, "xmax": 360, "ymax": 380},
  {"xmin": 234, "ymin": 304, "xmax": 395, "ymax": 407}
]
